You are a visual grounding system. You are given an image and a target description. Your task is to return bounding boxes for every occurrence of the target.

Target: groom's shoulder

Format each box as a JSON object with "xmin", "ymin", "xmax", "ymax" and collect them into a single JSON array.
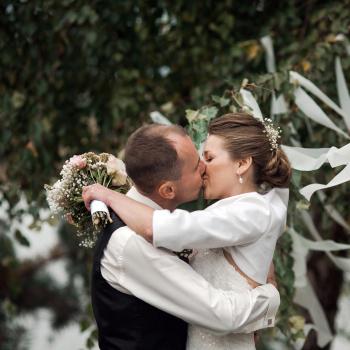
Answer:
[
  {"xmin": 107, "ymin": 224, "xmax": 158, "ymax": 252},
  {"xmin": 107, "ymin": 225, "xmax": 136, "ymax": 250},
  {"xmin": 107, "ymin": 225, "xmax": 174, "ymax": 260}
]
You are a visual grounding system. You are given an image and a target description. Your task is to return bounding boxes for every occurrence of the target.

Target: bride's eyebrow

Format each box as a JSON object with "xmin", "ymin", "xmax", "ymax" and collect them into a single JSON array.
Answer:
[{"xmin": 203, "ymin": 150, "xmax": 211, "ymax": 157}]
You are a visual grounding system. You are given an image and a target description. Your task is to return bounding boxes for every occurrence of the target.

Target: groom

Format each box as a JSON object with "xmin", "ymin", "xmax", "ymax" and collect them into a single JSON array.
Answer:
[{"xmin": 83, "ymin": 123, "xmax": 279, "ymax": 350}]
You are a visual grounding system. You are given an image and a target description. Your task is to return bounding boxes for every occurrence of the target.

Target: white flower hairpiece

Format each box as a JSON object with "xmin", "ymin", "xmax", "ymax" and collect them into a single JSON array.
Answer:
[{"xmin": 261, "ymin": 118, "xmax": 282, "ymax": 151}]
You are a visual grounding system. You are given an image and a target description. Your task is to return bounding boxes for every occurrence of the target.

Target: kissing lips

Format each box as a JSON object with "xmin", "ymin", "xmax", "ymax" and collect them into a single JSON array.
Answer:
[{"xmin": 202, "ymin": 176, "xmax": 208, "ymax": 188}]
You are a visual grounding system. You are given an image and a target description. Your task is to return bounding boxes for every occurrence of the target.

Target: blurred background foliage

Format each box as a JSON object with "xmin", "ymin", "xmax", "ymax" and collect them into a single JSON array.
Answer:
[{"xmin": 1, "ymin": 0, "xmax": 350, "ymax": 349}]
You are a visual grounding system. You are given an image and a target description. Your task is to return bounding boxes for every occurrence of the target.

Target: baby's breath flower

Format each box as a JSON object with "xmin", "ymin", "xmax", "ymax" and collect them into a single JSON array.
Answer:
[{"xmin": 261, "ymin": 118, "xmax": 282, "ymax": 151}]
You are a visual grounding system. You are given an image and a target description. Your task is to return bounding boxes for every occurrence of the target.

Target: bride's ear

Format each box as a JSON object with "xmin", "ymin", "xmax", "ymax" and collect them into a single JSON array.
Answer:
[
  {"xmin": 237, "ymin": 156, "xmax": 253, "ymax": 175},
  {"xmin": 158, "ymin": 182, "xmax": 176, "ymax": 200}
]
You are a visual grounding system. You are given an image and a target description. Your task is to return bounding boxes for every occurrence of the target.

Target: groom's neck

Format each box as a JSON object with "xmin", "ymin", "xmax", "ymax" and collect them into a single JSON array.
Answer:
[{"xmin": 135, "ymin": 188, "xmax": 177, "ymax": 212}]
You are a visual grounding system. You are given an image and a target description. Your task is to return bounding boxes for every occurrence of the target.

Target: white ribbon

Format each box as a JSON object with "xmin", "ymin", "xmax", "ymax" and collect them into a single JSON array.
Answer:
[
  {"xmin": 289, "ymin": 224, "xmax": 350, "ymax": 348},
  {"xmin": 300, "ymin": 210, "xmax": 350, "ymax": 272},
  {"xmin": 282, "ymin": 144, "xmax": 350, "ymax": 170},
  {"xmin": 299, "ymin": 163, "xmax": 350, "ymax": 201},
  {"xmin": 90, "ymin": 200, "xmax": 109, "ymax": 220},
  {"xmin": 335, "ymin": 56, "xmax": 350, "ymax": 131},
  {"xmin": 282, "ymin": 144, "xmax": 350, "ymax": 200},
  {"xmin": 316, "ymin": 191, "xmax": 350, "ymax": 232},
  {"xmin": 260, "ymin": 35, "xmax": 276, "ymax": 73},
  {"xmin": 260, "ymin": 35, "xmax": 288, "ymax": 115},
  {"xmin": 283, "ymin": 136, "xmax": 349, "ymax": 230},
  {"xmin": 240, "ymin": 88, "xmax": 264, "ymax": 120},
  {"xmin": 292, "ymin": 84, "xmax": 349, "ymax": 139},
  {"xmin": 150, "ymin": 111, "xmax": 173, "ymax": 125},
  {"xmin": 260, "ymin": 34, "xmax": 350, "ymax": 348},
  {"xmin": 290, "ymin": 71, "xmax": 350, "ymax": 137},
  {"xmin": 300, "ymin": 164, "xmax": 350, "ymax": 201},
  {"xmin": 290, "ymin": 227, "xmax": 334, "ymax": 348}
]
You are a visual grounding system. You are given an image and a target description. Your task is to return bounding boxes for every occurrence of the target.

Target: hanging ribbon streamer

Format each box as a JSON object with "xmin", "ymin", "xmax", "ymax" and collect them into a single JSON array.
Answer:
[
  {"xmin": 261, "ymin": 34, "xmax": 350, "ymax": 348},
  {"xmin": 335, "ymin": 33, "xmax": 350, "ymax": 131},
  {"xmin": 241, "ymin": 88, "xmax": 264, "ymax": 120},
  {"xmin": 260, "ymin": 35, "xmax": 288, "ymax": 115},
  {"xmin": 316, "ymin": 190, "xmax": 349, "ymax": 232},
  {"xmin": 299, "ymin": 163, "xmax": 350, "ymax": 201},
  {"xmin": 282, "ymin": 144, "xmax": 350, "ymax": 170},
  {"xmin": 284, "ymin": 140, "xmax": 350, "ymax": 230},
  {"xmin": 335, "ymin": 57, "xmax": 350, "ymax": 131},
  {"xmin": 282, "ymin": 143, "xmax": 350, "ymax": 200},
  {"xmin": 289, "ymin": 225, "xmax": 350, "ymax": 348},
  {"xmin": 289, "ymin": 228, "xmax": 333, "ymax": 348},
  {"xmin": 290, "ymin": 71, "xmax": 350, "ymax": 136},
  {"xmin": 150, "ymin": 111, "xmax": 173, "ymax": 125},
  {"xmin": 292, "ymin": 84, "xmax": 349, "ymax": 139}
]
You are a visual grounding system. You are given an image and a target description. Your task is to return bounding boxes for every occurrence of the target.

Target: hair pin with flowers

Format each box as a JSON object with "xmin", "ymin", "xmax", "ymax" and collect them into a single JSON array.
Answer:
[{"xmin": 261, "ymin": 118, "xmax": 282, "ymax": 151}]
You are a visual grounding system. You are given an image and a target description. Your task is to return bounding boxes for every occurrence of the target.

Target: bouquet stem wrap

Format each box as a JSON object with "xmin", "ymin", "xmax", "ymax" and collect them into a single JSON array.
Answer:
[{"xmin": 91, "ymin": 200, "xmax": 112, "ymax": 225}]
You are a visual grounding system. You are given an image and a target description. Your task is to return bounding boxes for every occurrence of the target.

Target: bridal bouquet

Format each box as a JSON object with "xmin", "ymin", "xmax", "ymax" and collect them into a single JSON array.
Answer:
[{"xmin": 45, "ymin": 152, "xmax": 132, "ymax": 248}]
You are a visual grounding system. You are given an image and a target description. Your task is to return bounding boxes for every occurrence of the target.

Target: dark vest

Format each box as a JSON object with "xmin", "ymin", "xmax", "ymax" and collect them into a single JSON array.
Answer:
[{"xmin": 91, "ymin": 211, "xmax": 188, "ymax": 350}]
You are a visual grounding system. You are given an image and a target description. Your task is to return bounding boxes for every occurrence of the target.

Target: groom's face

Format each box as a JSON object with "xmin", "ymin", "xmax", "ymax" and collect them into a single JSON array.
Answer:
[{"xmin": 168, "ymin": 133, "xmax": 206, "ymax": 205}]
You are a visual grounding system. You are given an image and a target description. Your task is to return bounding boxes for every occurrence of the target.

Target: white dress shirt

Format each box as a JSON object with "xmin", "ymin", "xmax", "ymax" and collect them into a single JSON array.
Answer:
[
  {"xmin": 153, "ymin": 188, "xmax": 289, "ymax": 284},
  {"xmin": 101, "ymin": 187, "xmax": 280, "ymax": 335}
]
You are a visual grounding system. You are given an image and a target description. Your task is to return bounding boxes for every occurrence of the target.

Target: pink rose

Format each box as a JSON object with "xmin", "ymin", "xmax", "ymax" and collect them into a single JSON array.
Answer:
[{"xmin": 68, "ymin": 155, "xmax": 87, "ymax": 169}]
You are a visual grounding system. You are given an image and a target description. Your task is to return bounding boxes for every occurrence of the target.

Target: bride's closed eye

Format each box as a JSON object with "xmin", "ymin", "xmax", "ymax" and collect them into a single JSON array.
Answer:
[{"xmin": 204, "ymin": 158, "xmax": 212, "ymax": 163}]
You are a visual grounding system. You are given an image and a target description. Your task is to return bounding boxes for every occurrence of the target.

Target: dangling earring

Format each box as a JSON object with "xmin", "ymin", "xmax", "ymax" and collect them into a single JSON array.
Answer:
[{"xmin": 238, "ymin": 171, "xmax": 243, "ymax": 184}]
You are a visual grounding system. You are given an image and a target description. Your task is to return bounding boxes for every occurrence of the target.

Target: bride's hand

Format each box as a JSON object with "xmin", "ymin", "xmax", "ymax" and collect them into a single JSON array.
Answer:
[{"xmin": 82, "ymin": 183, "xmax": 113, "ymax": 211}]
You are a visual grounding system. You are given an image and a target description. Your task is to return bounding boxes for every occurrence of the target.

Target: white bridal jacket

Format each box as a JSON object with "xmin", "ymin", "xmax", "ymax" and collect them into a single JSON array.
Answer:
[{"xmin": 153, "ymin": 188, "xmax": 289, "ymax": 284}]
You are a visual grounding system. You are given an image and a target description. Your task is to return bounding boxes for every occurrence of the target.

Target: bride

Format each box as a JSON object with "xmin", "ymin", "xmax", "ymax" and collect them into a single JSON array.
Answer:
[{"xmin": 83, "ymin": 113, "xmax": 292, "ymax": 349}]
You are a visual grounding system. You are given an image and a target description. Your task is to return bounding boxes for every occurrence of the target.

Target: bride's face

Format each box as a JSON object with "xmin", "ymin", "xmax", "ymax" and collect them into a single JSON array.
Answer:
[{"xmin": 202, "ymin": 135, "xmax": 239, "ymax": 200}]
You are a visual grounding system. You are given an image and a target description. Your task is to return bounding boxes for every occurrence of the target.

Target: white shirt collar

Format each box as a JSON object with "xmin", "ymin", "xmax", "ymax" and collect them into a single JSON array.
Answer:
[{"xmin": 126, "ymin": 186, "xmax": 163, "ymax": 210}]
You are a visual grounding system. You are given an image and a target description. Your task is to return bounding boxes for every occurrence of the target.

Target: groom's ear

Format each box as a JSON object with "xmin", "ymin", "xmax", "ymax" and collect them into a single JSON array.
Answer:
[{"xmin": 158, "ymin": 182, "xmax": 176, "ymax": 200}]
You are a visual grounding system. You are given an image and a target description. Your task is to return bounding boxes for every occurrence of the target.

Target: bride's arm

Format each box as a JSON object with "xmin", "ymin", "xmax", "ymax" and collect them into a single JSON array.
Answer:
[
  {"xmin": 82, "ymin": 184, "xmax": 154, "ymax": 243},
  {"xmin": 83, "ymin": 184, "xmax": 273, "ymax": 250}
]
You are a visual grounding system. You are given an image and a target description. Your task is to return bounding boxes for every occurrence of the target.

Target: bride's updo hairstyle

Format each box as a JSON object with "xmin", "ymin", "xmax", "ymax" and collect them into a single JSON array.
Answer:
[{"xmin": 208, "ymin": 113, "xmax": 292, "ymax": 188}]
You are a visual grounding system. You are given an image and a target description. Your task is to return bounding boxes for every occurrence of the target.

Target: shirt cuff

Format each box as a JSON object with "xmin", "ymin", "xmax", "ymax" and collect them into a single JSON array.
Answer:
[
  {"xmin": 259, "ymin": 283, "xmax": 280, "ymax": 327},
  {"xmin": 235, "ymin": 283, "xmax": 280, "ymax": 334}
]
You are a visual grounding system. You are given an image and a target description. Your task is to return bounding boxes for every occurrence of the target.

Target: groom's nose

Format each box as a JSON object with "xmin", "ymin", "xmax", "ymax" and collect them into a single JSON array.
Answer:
[{"xmin": 199, "ymin": 160, "xmax": 206, "ymax": 175}]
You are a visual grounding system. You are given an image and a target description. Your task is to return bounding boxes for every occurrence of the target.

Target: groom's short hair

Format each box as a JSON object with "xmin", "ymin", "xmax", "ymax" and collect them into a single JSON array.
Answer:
[{"xmin": 125, "ymin": 123, "xmax": 187, "ymax": 193}]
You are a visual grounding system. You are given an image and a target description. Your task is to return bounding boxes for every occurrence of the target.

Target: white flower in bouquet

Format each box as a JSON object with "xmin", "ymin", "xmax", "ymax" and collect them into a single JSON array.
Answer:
[
  {"xmin": 45, "ymin": 152, "xmax": 132, "ymax": 248},
  {"xmin": 106, "ymin": 155, "xmax": 128, "ymax": 186}
]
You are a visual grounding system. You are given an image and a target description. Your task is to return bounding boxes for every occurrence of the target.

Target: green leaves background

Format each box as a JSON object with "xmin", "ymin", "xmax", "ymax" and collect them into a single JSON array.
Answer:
[{"xmin": 1, "ymin": 1, "xmax": 350, "ymax": 349}]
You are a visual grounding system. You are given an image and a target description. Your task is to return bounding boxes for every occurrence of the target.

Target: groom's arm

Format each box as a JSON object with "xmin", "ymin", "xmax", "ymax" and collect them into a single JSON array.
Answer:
[
  {"xmin": 104, "ymin": 229, "xmax": 279, "ymax": 335},
  {"xmin": 232, "ymin": 260, "xmax": 279, "ymax": 334}
]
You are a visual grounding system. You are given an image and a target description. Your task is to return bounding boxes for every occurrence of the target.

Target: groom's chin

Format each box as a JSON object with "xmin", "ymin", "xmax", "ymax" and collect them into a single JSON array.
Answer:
[
  {"xmin": 185, "ymin": 188, "xmax": 202, "ymax": 203},
  {"xmin": 193, "ymin": 187, "xmax": 204, "ymax": 201}
]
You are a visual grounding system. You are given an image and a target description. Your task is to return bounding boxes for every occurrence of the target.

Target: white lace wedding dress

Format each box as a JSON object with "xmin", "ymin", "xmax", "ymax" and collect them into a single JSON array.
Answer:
[{"xmin": 186, "ymin": 248, "xmax": 255, "ymax": 350}]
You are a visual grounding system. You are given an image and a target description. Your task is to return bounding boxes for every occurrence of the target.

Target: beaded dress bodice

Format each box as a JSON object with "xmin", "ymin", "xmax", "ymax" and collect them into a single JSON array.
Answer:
[{"xmin": 186, "ymin": 248, "xmax": 255, "ymax": 350}]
